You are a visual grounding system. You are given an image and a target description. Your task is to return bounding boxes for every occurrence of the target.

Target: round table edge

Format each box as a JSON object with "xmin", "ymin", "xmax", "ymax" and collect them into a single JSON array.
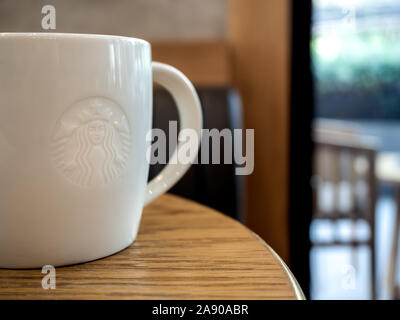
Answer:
[{"xmin": 251, "ymin": 232, "xmax": 305, "ymax": 300}]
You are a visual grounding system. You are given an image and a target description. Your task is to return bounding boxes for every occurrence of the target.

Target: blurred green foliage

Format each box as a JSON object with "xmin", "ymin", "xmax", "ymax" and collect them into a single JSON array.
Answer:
[
  {"xmin": 312, "ymin": 32, "xmax": 400, "ymax": 118},
  {"xmin": 313, "ymin": 32, "xmax": 400, "ymax": 90}
]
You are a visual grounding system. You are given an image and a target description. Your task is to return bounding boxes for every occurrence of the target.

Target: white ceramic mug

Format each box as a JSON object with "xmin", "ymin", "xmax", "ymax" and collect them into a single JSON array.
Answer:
[{"xmin": 0, "ymin": 33, "xmax": 202, "ymax": 268}]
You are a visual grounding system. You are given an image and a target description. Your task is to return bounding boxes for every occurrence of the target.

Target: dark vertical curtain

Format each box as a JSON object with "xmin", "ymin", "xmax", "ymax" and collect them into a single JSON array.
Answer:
[{"xmin": 289, "ymin": 0, "xmax": 313, "ymax": 298}]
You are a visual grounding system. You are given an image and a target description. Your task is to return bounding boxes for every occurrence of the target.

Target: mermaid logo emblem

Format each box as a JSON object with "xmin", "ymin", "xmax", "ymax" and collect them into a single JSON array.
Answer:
[{"xmin": 51, "ymin": 97, "xmax": 131, "ymax": 187}]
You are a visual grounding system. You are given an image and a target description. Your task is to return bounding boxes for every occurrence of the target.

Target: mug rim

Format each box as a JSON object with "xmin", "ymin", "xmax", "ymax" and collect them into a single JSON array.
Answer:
[{"xmin": 0, "ymin": 32, "xmax": 150, "ymax": 46}]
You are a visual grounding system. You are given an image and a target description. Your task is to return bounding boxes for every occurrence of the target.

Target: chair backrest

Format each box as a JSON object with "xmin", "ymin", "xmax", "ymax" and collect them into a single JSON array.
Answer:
[
  {"xmin": 149, "ymin": 87, "xmax": 245, "ymax": 222},
  {"xmin": 312, "ymin": 120, "xmax": 378, "ymax": 221}
]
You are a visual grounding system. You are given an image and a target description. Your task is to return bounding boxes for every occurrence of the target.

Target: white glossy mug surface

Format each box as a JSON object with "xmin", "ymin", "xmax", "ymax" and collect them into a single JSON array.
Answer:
[{"xmin": 0, "ymin": 33, "xmax": 202, "ymax": 268}]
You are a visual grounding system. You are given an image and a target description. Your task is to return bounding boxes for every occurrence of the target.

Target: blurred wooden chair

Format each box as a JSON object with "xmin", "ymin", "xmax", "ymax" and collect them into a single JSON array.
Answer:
[{"xmin": 312, "ymin": 119, "xmax": 379, "ymax": 299}]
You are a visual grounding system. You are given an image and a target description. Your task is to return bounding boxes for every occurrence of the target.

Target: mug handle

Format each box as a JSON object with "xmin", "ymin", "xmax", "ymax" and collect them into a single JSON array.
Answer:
[{"xmin": 144, "ymin": 62, "xmax": 203, "ymax": 205}]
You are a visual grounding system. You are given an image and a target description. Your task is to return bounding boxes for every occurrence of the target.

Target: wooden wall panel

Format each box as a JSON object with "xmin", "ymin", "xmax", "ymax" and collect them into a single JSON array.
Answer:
[
  {"xmin": 228, "ymin": 0, "xmax": 291, "ymax": 262},
  {"xmin": 152, "ymin": 42, "xmax": 232, "ymax": 86}
]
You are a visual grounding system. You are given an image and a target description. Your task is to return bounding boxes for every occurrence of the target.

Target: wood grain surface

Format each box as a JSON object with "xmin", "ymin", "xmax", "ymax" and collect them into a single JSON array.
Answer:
[{"xmin": 0, "ymin": 194, "xmax": 303, "ymax": 300}]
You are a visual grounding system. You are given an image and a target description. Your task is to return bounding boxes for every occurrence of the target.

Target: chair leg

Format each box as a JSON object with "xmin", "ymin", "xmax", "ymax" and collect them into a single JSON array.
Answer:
[
  {"xmin": 371, "ymin": 230, "xmax": 376, "ymax": 300},
  {"xmin": 368, "ymin": 150, "xmax": 377, "ymax": 300},
  {"xmin": 388, "ymin": 188, "xmax": 400, "ymax": 299},
  {"xmin": 350, "ymin": 219, "xmax": 358, "ymax": 272}
]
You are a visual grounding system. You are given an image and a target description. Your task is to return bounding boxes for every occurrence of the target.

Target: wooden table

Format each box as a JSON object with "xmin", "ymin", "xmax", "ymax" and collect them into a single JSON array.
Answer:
[{"xmin": 0, "ymin": 194, "xmax": 303, "ymax": 300}]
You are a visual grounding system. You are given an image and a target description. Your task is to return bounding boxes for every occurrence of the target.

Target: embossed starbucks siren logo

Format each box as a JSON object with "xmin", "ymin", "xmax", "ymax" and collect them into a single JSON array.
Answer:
[{"xmin": 51, "ymin": 97, "xmax": 131, "ymax": 187}]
